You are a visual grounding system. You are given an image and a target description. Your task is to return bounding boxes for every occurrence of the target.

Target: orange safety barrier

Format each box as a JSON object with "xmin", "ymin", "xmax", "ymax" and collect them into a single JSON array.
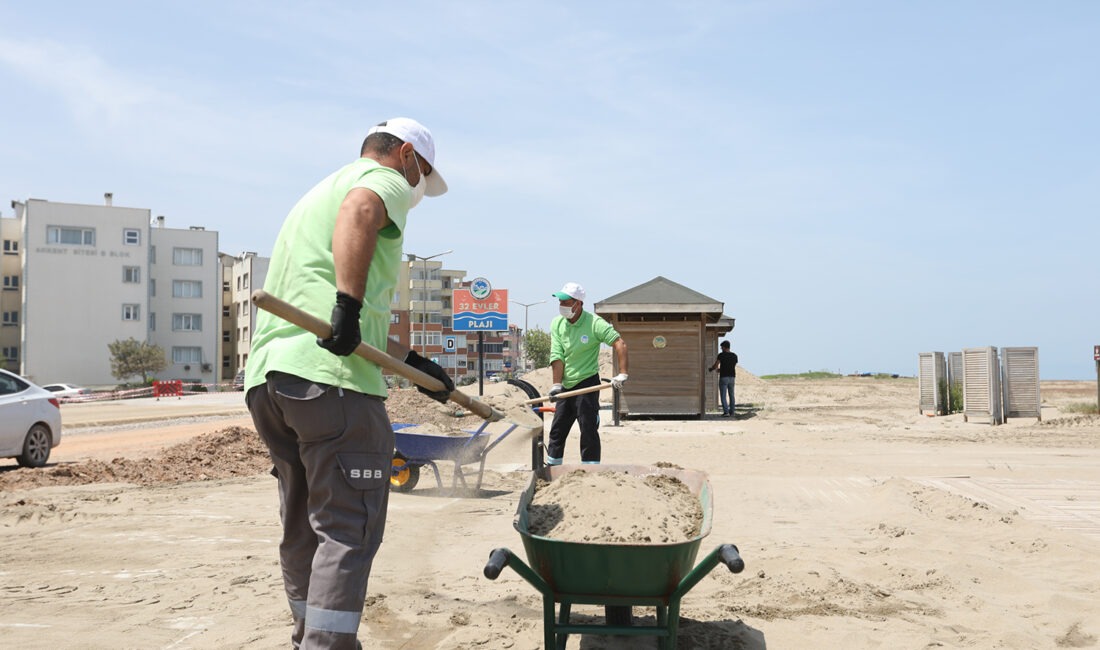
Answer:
[{"xmin": 153, "ymin": 379, "xmax": 183, "ymax": 399}]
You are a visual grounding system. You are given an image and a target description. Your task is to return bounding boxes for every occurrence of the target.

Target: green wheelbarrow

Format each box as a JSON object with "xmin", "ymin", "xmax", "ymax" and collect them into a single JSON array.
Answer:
[{"xmin": 483, "ymin": 464, "xmax": 744, "ymax": 649}]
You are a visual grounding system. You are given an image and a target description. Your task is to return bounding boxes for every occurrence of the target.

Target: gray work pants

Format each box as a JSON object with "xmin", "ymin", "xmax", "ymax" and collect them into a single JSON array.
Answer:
[{"xmin": 247, "ymin": 372, "xmax": 394, "ymax": 650}]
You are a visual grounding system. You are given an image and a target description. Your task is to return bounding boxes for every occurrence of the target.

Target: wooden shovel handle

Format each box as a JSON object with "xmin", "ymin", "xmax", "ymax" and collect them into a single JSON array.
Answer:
[
  {"xmin": 251, "ymin": 290, "xmax": 501, "ymax": 422},
  {"xmin": 523, "ymin": 381, "xmax": 613, "ymax": 405}
]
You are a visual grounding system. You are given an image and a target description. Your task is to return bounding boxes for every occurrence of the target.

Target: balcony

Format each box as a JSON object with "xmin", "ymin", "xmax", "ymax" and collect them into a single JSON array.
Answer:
[
  {"xmin": 409, "ymin": 278, "xmax": 443, "ymax": 291},
  {"xmin": 409, "ymin": 299, "xmax": 443, "ymax": 313}
]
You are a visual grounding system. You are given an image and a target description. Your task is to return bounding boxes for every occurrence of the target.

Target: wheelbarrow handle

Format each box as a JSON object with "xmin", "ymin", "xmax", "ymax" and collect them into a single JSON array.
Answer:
[
  {"xmin": 720, "ymin": 543, "xmax": 745, "ymax": 574},
  {"xmin": 252, "ymin": 290, "xmax": 503, "ymax": 422},
  {"xmin": 482, "ymin": 547, "xmax": 550, "ymax": 593},
  {"xmin": 483, "ymin": 548, "xmax": 511, "ymax": 580}
]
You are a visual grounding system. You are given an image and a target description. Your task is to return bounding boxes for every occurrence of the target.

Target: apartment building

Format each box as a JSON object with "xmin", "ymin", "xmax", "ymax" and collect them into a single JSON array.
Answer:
[
  {"xmin": 391, "ymin": 256, "xmax": 470, "ymax": 381},
  {"xmin": 1, "ymin": 194, "xmax": 519, "ymax": 387},
  {"xmin": 1, "ymin": 208, "xmax": 25, "ymax": 373},
  {"xmin": 3, "ymin": 196, "xmax": 221, "ymax": 387},
  {"xmin": 148, "ymin": 217, "xmax": 221, "ymax": 384},
  {"xmin": 218, "ymin": 252, "xmax": 237, "ymax": 382},
  {"xmin": 228, "ymin": 252, "xmax": 268, "ymax": 375}
]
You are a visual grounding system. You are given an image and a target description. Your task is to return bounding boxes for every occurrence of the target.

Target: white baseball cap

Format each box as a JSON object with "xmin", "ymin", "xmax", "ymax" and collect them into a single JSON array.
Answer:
[
  {"xmin": 367, "ymin": 117, "xmax": 448, "ymax": 197},
  {"xmin": 553, "ymin": 282, "xmax": 586, "ymax": 302}
]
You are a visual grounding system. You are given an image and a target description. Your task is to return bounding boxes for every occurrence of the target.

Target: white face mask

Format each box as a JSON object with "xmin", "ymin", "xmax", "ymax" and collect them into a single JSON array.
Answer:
[
  {"xmin": 559, "ymin": 303, "xmax": 578, "ymax": 319},
  {"xmin": 404, "ymin": 152, "xmax": 427, "ymax": 209}
]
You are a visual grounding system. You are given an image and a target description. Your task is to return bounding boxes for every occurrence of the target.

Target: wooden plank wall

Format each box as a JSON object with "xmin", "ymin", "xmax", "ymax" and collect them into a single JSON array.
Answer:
[
  {"xmin": 704, "ymin": 336, "xmax": 716, "ymax": 413},
  {"xmin": 963, "ymin": 346, "xmax": 1003, "ymax": 424},
  {"xmin": 610, "ymin": 318, "xmax": 705, "ymax": 416},
  {"xmin": 1002, "ymin": 346, "xmax": 1040, "ymax": 420}
]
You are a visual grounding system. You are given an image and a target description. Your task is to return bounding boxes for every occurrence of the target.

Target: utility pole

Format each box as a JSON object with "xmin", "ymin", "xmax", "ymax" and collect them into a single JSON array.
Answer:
[{"xmin": 511, "ymin": 299, "xmax": 545, "ymax": 371}]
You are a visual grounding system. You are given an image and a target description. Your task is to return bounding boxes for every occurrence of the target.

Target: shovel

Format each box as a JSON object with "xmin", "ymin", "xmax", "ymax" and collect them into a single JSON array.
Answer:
[
  {"xmin": 522, "ymin": 381, "xmax": 614, "ymax": 405},
  {"xmin": 251, "ymin": 290, "xmax": 516, "ymax": 424}
]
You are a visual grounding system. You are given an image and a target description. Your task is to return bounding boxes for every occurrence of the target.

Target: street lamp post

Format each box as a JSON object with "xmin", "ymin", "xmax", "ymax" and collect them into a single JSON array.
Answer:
[
  {"xmin": 408, "ymin": 249, "xmax": 452, "ymax": 359},
  {"xmin": 511, "ymin": 299, "xmax": 546, "ymax": 371}
]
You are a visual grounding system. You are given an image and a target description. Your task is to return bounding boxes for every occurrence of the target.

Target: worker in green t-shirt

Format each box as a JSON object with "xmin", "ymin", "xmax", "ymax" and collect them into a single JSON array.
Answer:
[
  {"xmin": 546, "ymin": 282, "xmax": 629, "ymax": 464},
  {"xmin": 245, "ymin": 118, "xmax": 452, "ymax": 649}
]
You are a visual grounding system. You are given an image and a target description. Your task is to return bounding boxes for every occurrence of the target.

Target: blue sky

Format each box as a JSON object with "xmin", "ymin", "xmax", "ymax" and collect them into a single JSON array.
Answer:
[{"xmin": 2, "ymin": 1, "xmax": 1097, "ymax": 379}]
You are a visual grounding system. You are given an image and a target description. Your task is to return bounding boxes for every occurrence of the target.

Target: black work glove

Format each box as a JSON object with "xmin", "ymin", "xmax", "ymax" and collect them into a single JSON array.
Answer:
[
  {"xmin": 316, "ymin": 291, "xmax": 362, "ymax": 356},
  {"xmin": 404, "ymin": 350, "xmax": 455, "ymax": 403},
  {"xmin": 548, "ymin": 383, "xmax": 564, "ymax": 403}
]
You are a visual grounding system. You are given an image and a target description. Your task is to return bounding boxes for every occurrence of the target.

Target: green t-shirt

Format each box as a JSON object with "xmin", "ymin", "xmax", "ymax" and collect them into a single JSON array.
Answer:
[
  {"xmin": 245, "ymin": 158, "xmax": 409, "ymax": 397},
  {"xmin": 549, "ymin": 310, "xmax": 620, "ymax": 389}
]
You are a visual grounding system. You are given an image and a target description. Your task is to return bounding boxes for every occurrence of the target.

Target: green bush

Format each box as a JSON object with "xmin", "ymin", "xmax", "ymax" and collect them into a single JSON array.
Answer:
[
  {"xmin": 948, "ymin": 382, "xmax": 963, "ymax": 414},
  {"xmin": 1062, "ymin": 401, "xmax": 1099, "ymax": 415},
  {"xmin": 935, "ymin": 379, "xmax": 963, "ymax": 415},
  {"xmin": 760, "ymin": 370, "xmax": 842, "ymax": 380}
]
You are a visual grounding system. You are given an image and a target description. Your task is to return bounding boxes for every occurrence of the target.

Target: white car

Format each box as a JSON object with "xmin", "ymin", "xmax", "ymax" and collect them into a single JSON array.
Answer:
[
  {"xmin": 41, "ymin": 382, "xmax": 91, "ymax": 402},
  {"xmin": 0, "ymin": 369, "xmax": 63, "ymax": 468}
]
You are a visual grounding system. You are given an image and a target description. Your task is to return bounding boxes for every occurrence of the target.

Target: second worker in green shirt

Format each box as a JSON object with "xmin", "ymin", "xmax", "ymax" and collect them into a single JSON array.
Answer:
[{"xmin": 546, "ymin": 282, "xmax": 629, "ymax": 464}]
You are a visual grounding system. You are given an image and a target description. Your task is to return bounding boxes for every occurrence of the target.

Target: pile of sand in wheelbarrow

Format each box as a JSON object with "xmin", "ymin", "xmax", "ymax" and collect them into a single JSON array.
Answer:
[{"xmin": 526, "ymin": 469, "xmax": 703, "ymax": 544}]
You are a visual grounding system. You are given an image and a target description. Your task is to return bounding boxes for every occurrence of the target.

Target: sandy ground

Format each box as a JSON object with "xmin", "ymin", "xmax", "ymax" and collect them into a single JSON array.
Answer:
[{"xmin": 2, "ymin": 371, "xmax": 1100, "ymax": 649}]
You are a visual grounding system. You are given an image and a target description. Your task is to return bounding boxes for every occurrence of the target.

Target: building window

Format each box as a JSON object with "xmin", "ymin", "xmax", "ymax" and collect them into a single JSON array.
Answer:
[
  {"xmin": 123, "ymin": 229, "xmax": 140, "ymax": 245},
  {"xmin": 150, "ymin": 279, "xmax": 156, "ymax": 297},
  {"xmin": 2, "ymin": 276, "xmax": 18, "ymax": 290},
  {"xmin": 2, "ymin": 346, "xmax": 17, "ymax": 361},
  {"xmin": 149, "ymin": 312, "xmax": 156, "ymax": 331},
  {"xmin": 242, "ymin": 273, "xmax": 249, "ymax": 289},
  {"xmin": 411, "ymin": 332, "xmax": 443, "ymax": 348},
  {"xmin": 149, "ymin": 246, "xmax": 156, "ymax": 263},
  {"xmin": 223, "ymin": 281, "xmax": 230, "ymax": 292},
  {"xmin": 123, "ymin": 266, "xmax": 141, "ymax": 283},
  {"xmin": 391, "ymin": 290, "xmax": 400, "ymax": 304},
  {"xmin": 172, "ymin": 280, "xmax": 202, "ymax": 298},
  {"xmin": 222, "ymin": 305, "xmax": 231, "ymax": 317},
  {"xmin": 390, "ymin": 313, "xmax": 400, "ymax": 324},
  {"xmin": 222, "ymin": 330, "xmax": 230, "ymax": 342},
  {"xmin": 47, "ymin": 226, "xmax": 95, "ymax": 246},
  {"xmin": 173, "ymin": 247, "xmax": 202, "ymax": 265},
  {"xmin": 122, "ymin": 304, "xmax": 141, "ymax": 321},
  {"xmin": 172, "ymin": 346, "xmax": 203, "ymax": 364},
  {"xmin": 222, "ymin": 355, "xmax": 230, "ymax": 368},
  {"xmin": 2, "ymin": 311, "xmax": 18, "ymax": 326},
  {"xmin": 173, "ymin": 313, "xmax": 203, "ymax": 331},
  {"xmin": 2, "ymin": 240, "xmax": 17, "ymax": 254}
]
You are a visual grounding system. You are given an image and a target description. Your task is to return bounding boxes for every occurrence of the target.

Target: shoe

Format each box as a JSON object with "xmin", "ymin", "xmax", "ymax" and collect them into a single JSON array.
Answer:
[{"xmin": 720, "ymin": 412, "xmax": 730, "ymax": 417}]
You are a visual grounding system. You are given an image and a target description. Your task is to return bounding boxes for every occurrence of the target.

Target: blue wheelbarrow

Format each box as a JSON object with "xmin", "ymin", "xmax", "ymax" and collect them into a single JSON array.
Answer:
[{"xmin": 389, "ymin": 419, "xmax": 523, "ymax": 493}]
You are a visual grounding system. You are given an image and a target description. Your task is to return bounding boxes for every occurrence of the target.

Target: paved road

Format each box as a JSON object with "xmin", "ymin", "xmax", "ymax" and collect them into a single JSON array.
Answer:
[{"xmin": 61, "ymin": 391, "xmax": 250, "ymax": 428}]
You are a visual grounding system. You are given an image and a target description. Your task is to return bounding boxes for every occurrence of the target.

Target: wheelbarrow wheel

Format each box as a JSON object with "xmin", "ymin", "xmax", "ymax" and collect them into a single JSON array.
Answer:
[
  {"xmin": 605, "ymin": 605, "xmax": 633, "ymax": 627},
  {"xmin": 390, "ymin": 453, "xmax": 419, "ymax": 492}
]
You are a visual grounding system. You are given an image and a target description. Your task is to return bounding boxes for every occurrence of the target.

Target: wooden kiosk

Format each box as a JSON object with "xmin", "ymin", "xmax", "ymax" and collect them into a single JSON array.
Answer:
[{"xmin": 594, "ymin": 276, "xmax": 734, "ymax": 419}]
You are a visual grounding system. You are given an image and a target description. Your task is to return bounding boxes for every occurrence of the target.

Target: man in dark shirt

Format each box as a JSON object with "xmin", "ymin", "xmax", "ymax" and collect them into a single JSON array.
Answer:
[{"xmin": 708, "ymin": 340, "xmax": 739, "ymax": 417}]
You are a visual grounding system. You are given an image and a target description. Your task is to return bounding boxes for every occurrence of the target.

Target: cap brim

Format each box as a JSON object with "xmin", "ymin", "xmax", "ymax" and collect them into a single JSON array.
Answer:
[
  {"xmin": 553, "ymin": 292, "xmax": 573, "ymax": 301},
  {"xmin": 425, "ymin": 170, "xmax": 447, "ymax": 197}
]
